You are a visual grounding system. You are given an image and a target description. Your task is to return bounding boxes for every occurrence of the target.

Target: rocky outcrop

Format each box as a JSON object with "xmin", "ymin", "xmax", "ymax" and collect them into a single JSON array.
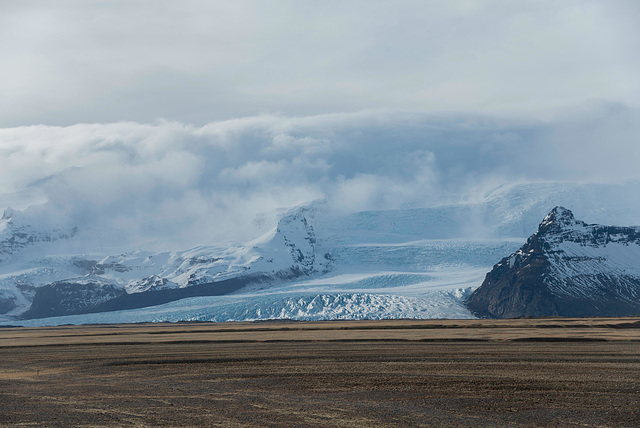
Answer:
[
  {"xmin": 467, "ymin": 207, "xmax": 640, "ymax": 318},
  {"xmin": 22, "ymin": 280, "xmax": 126, "ymax": 319}
]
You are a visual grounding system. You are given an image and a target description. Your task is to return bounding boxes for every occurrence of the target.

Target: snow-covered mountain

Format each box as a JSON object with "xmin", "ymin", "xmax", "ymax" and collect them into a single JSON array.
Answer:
[
  {"xmin": 2, "ymin": 180, "xmax": 640, "ymax": 325},
  {"xmin": 0, "ymin": 207, "xmax": 77, "ymax": 257},
  {"xmin": 314, "ymin": 181, "xmax": 640, "ymax": 243},
  {"xmin": 2, "ymin": 210, "xmax": 329, "ymax": 319},
  {"xmin": 467, "ymin": 207, "xmax": 640, "ymax": 318}
]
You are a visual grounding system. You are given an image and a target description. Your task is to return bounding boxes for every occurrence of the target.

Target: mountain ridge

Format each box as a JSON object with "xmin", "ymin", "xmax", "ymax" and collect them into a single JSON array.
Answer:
[
  {"xmin": 466, "ymin": 207, "xmax": 640, "ymax": 318},
  {"xmin": 3, "ymin": 181, "xmax": 640, "ymax": 324},
  {"xmin": 13, "ymin": 210, "xmax": 328, "ymax": 319}
]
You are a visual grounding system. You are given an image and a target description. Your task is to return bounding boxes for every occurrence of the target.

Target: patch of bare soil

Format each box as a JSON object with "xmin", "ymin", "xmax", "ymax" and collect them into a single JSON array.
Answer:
[{"xmin": 1, "ymin": 318, "xmax": 639, "ymax": 427}]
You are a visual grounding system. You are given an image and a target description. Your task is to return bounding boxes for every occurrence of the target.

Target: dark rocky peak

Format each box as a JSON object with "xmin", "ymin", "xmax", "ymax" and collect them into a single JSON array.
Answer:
[
  {"xmin": 538, "ymin": 206, "xmax": 583, "ymax": 234},
  {"xmin": 467, "ymin": 207, "xmax": 640, "ymax": 318},
  {"xmin": 536, "ymin": 206, "xmax": 640, "ymax": 248}
]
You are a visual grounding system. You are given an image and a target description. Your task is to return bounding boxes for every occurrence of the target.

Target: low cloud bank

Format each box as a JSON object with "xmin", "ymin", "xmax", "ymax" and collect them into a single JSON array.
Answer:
[{"xmin": 1, "ymin": 107, "xmax": 639, "ymax": 248}]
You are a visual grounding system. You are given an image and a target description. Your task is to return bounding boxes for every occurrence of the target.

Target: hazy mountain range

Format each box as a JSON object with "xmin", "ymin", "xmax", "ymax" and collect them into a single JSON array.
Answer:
[{"xmin": 2, "ymin": 180, "xmax": 640, "ymax": 326}]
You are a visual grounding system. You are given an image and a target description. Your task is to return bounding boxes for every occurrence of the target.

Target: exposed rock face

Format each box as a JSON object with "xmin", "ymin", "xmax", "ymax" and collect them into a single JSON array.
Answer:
[
  {"xmin": 467, "ymin": 207, "xmax": 640, "ymax": 318},
  {"xmin": 0, "ymin": 297, "xmax": 17, "ymax": 313},
  {"xmin": 23, "ymin": 281, "xmax": 126, "ymax": 318},
  {"xmin": 274, "ymin": 212, "xmax": 319, "ymax": 273}
]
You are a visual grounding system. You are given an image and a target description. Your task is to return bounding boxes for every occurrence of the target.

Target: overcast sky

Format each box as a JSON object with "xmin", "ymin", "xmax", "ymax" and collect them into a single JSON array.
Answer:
[
  {"xmin": 1, "ymin": 0, "xmax": 639, "ymax": 126},
  {"xmin": 1, "ymin": 1, "xmax": 639, "ymax": 246}
]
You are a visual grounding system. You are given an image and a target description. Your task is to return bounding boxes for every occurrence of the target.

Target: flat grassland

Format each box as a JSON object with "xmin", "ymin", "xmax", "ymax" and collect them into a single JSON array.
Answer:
[{"xmin": 1, "ymin": 318, "xmax": 640, "ymax": 427}]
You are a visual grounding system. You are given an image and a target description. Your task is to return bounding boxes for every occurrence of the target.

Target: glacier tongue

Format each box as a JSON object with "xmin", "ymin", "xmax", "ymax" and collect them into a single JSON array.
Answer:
[
  {"xmin": 2, "ymin": 208, "xmax": 331, "ymax": 318},
  {"xmin": 12, "ymin": 292, "xmax": 475, "ymax": 327},
  {"xmin": 3, "ymin": 181, "xmax": 640, "ymax": 324},
  {"xmin": 2, "ymin": 240, "xmax": 514, "ymax": 325}
]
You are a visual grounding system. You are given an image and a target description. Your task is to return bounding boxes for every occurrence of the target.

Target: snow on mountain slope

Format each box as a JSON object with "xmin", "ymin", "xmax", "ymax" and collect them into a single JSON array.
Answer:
[
  {"xmin": 1, "ymin": 180, "xmax": 640, "ymax": 324},
  {"xmin": 1, "ymin": 209, "xmax": 329, "ymax": 318},
  {"xmin": 537, "ymin": 207, "xmax": 640, "ymax": 300},
  {"xmin": 480, "ymin": 181, "xmax": 640, "ymax": 237},
  {"xmin": 467, "ymin": 207, "xmax": 640, "ymax": 318},
  {"xmin": 0, "ymin": 207, "xmax": 77, "ymax": 257},
  {"xmin": 0, "ymin": 238, "xmax": 518, "ymax": 325},
  {"xmin": 312, "ymin": 181, "xmax": 640, "ymax": 244}
]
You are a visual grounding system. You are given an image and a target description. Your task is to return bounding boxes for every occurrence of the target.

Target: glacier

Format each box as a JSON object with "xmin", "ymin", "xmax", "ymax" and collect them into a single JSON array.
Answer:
[{"xmin": 2, "ymin": 180, "xmax": 640, "ymax": 326}]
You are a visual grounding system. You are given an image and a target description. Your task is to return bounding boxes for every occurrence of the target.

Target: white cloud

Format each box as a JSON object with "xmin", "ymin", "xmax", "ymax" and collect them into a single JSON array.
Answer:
[
  {"xmin": 0, "ymin": 1, "xmax": 638, "ymax": 126},
  {"xmin": 1, "ymin": 108, "xmax": 639, "ymax": 248},
  {"xmin": 1, "ymin": 1, "xmax": 638, "ymax": 252}
]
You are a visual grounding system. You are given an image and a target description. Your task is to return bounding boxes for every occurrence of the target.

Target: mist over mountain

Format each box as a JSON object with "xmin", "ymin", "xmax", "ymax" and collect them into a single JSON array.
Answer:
[
  {"xmin": 1, "ymin": 2, "xmax": 639, "ymax": 324},
  {"xmin": 2, "ymin": 107, "xmax": 640, "ymax": 251},
  {"xmin": 1, "ymin": 179, "xmax": 640, "ymax": 325}
]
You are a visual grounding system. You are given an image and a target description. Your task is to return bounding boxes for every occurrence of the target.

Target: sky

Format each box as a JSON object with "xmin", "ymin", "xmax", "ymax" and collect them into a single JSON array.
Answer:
[
  {"xmin": 1, "ymin": 0, "xmax": 639, "ymax": 125},
  {"xmin": 1, "ymin": 1, "xmax": 639, "ymax": 246}
]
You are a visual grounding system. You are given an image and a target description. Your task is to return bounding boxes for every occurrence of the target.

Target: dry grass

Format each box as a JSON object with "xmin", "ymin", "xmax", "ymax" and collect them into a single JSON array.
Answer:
[
  {"xmin": 1, "ymin": 318, "xmax": 640, "ymax": 427},
  {"xmin": 2, "ymin": 317, "xmax": 640, "ymax": 347}
]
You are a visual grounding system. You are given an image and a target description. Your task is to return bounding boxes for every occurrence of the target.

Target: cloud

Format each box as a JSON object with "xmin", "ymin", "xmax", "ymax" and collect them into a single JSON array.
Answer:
[
  {"xmin": 1, "ymin": 2, "xmax": 638, "ymax": 250},
  {"xmin": 0, "ymin": 1, "xmax": 638, "ymax": 126},
  {"xmin": 1, "ymin": 107, "xmax": 639, "ymax": 248},
  {"xmin": 551, "ymin": 102, "xmax": 640, "ymax": 181}
]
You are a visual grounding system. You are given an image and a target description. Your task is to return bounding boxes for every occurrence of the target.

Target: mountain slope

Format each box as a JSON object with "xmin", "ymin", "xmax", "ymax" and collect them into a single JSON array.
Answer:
[
  {"xmin": 17, "ymin": 210, "xmax": 328, "ymax": 319},
  {"xmin": 3, "ymin": 181, "xmax": 640, "ymax": 324},
  {"xmin": 0, "ymin": 207, "xmax": 77, "ymax": 257},
  {"xmin": 466, "ymin": 207, "xmax": 640, "ymax": 318}
]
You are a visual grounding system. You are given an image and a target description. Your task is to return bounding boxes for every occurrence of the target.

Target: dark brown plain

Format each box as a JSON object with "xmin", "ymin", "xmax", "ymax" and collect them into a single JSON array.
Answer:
[{"xmin": 1, "ymin": 317, "xmax": 640, "ymax": 427}]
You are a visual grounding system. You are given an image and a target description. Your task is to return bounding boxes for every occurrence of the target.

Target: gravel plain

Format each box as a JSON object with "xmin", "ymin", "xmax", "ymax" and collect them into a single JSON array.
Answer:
[{"xmin": 1, "ymin": 318, "xmax": 639, "ymax": 427}]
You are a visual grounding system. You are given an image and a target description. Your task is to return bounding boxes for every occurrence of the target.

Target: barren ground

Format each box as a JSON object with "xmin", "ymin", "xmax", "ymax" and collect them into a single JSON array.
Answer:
[{"xmin": 1, "ymin": 318, "xmax": 640, "ymax": 427}]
